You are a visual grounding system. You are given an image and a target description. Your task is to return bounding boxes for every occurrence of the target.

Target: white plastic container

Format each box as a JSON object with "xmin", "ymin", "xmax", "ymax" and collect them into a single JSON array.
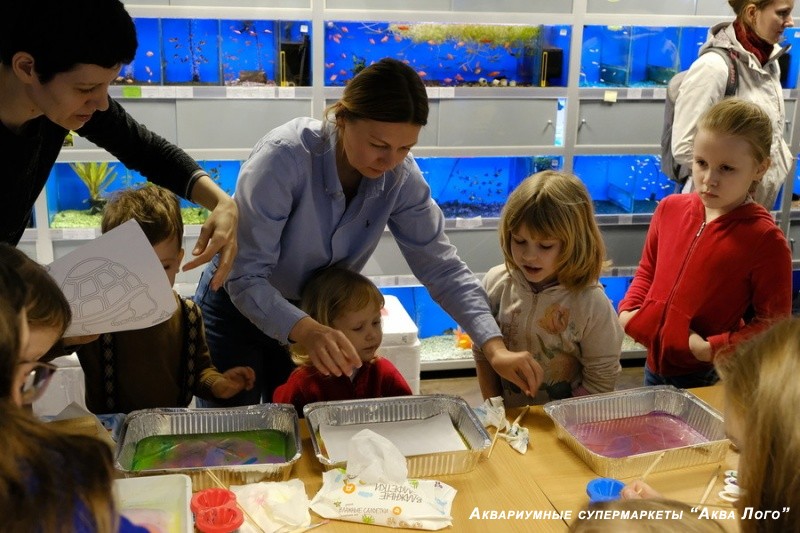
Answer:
[
  {"xmin": 33, "ymin": 353, "xmax": 86, "ymax": 417},
  {"xmin": 379, "ymin": 295, "xmax": 421, "ymax": 394},
  {"xmin": 115, "ymin": 473, "xmax": 193, "ymax": 533}
]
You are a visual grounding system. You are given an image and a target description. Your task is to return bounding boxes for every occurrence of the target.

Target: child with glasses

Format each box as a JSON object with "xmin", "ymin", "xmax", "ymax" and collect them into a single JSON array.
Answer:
[
  {"xmin": 0, "ymin": 244, "xmax": 70, "ymax": 405},
  {"xmin": 71, "ymin": 185, "xmax": 255, "ymax": 414},
  {"xmin": 0, "ymin": 257, "xmax": 151, "ymax": 532}
]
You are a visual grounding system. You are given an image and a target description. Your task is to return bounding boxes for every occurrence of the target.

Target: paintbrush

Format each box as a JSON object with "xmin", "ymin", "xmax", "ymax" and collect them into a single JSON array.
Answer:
[{"xmin": 205, "ymin": 469, "xmax": 266, "ymax": 533}]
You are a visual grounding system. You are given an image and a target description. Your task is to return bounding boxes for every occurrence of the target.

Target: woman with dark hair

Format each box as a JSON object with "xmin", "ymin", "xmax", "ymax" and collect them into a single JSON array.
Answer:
[{"xmin": 196, "ymin": 57, "xmax": 542, "ymax": 406}]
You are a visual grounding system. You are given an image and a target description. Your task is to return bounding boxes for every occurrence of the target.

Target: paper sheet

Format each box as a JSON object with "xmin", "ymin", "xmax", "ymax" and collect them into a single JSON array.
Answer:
[
  {"xmin": 47, "ymin": 220, "xmax": 177, "ymax": 336},
  {"xmin": 320, "ymin": 413, "xmax": 467, "ymax": 463}
]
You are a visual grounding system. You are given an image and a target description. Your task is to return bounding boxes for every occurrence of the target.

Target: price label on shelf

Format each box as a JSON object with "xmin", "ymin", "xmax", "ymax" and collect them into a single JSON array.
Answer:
[{"xmin": 277, "ymin": 86, "xmax": 296, "ymax": 98}]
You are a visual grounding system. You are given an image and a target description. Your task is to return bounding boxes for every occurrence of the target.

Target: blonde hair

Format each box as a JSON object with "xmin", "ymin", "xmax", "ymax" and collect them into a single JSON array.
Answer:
[
  {"xmin": 292, "ymin": 267, "xmax": 384, "ymax": 366},
  {"xmin": 102, "ymin": 185, "xmax": 184, "ymax": 246},
  {"xmin": 715, "ymin": 318, "xmax": 800, "ymax": 533},
  {"xmin": 570, "ymin": 499, "xmax": 725, "ymax": 532},
  {"xmin": 325, "ymin": 57, "xmax": 428, "ymax": 126},
  {"xmin": 697, "ymin": 98, "xmax": 772, "ymax": 165},
  {"xmin": 499, "ymin": 170, "xmax": 607, "ymax": 290}
]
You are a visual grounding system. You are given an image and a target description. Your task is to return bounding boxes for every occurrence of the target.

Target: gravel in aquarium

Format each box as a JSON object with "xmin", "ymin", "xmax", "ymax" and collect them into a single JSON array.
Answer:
[{"xmin": 420, "ymin": 335, "xmax": 474, "ymax": 362}]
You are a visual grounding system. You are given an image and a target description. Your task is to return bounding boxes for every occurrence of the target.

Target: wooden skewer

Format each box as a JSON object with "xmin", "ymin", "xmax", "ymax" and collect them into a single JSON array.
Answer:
[
  {"xmin": 289, "ymin": 520, "xmax": 331, "ymax": 532},
  {"xmin": 699, "ymin": 465, "xmax": 722, "ymax": 505},
  {"xmin": 487, "ymin": 426, "xmax": 503, "ymax": 458},
  {"xmin": 640, "ymin": 451, "xmax": 666, "ymax": 482},
  {"xmin": 205, "ymin": 469, "xmax": 266, "ymax": 533},
  {"xmin": 511, "ymin": 405, "xmax": 530, "ymax": 427}
]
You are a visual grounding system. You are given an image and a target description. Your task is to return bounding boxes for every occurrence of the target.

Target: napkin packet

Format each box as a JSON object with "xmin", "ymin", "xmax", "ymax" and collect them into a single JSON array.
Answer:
[{"xmin": 310, "ymin": 429, "xmax": 457, "ymax": 530}]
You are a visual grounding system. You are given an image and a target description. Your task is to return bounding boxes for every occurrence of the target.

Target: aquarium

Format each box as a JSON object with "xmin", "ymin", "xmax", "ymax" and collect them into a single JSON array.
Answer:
[
  {"xmin": 573, "ymin": 154, "xmax": 674, "ymax": 214},
  {"xmin": 116, "ymin": 18, "xmax": 312, "ymax": 86},
  {"xmin": 780, "ymin": 27, "xmax": 800, "ymax": 88},
  {"xmin": 581, "ymin": 26, "xmax": 707, "ymax": 87},
  {"xmin": 324, "ymin": 21, "xmax": 571, "ymax": 87},
  {"xmin": 45, "ymin": 160, "xmax": 240, "ymax": 228},
  {"xmin": 417, "ymin": 156, "xmax": 562, "ymax": 218}
]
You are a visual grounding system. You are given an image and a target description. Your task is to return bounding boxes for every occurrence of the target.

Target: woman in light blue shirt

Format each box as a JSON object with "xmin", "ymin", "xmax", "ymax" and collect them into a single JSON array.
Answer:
[{"xmin": 195, "ymin": 58, "xmax": 543, "ymax": 406}]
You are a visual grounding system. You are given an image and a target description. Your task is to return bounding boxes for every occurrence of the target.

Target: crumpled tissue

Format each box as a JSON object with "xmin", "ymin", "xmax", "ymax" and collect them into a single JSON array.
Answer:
[
  {"xmin": 472, "ymin": 396, "xmax": 509, "ymax": 432},
  {"xmin": 229, "ymin": 478, "xmax": 311, "ymax": 533},
  {"xmin": 310, "ymin": 429, "xmax": 456, "ymax": 530}
]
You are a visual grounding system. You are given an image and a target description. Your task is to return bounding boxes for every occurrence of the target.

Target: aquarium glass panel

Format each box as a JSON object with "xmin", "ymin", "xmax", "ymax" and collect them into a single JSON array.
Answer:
[
  {"xmin": 118, "ymin": 19, "xmax": 162, "ymax": 85},
  {"xmin": 417, "ymin": 156, "xmax": 562, "ymax": 218},
  {"xmin": 573, "ymin": 155, "xmax": 674, "ymax": 214},
  {"xmin": 46, "ymin": 160, "xmax": 241, "ymax": 228},
  {"xmin": 120, "ymin": 18, "xmax": 312, "ymax": 87},
  {"xmin": 162, "ymin": 19, "xmax": 221, "ymax": 85},
  {"xmin": 780, "ymin": 28, "xmax": 800, "ymax": 88},
  {"xmin": 324, "ymin": 21, "xmax": 570, "ymax": 87},
  {"xmin": 581, "ymin": 26, "xmax": 708, "ymax": 87}
]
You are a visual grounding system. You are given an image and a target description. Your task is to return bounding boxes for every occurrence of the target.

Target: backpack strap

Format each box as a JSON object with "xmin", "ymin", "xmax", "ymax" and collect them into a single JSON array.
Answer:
[{"xmin": 703, "ymin": 47, "xmax": 738, "ymax": 97}]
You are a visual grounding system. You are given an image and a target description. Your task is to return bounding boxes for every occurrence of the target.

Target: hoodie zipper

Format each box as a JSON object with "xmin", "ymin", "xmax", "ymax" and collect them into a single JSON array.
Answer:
[{"xmin": 655, "ymin": 221, "xmax": 706, "ymax": 373}]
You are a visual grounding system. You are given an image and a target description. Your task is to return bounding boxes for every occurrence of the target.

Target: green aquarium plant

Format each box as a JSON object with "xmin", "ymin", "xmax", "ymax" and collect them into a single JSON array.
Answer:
[
  {"xmin": 388, "ymin": 23, "xmax": 540, "ymax": 48},
  {"xmin": 69, "ymin": 161, "xmax": 118, "ymax": 214}
]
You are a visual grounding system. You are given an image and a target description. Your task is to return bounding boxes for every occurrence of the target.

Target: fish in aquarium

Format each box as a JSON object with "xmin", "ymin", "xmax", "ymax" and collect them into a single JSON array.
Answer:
[{"xmin": 323, "ymin": 21, "xmax": 554, "ymax": 87}]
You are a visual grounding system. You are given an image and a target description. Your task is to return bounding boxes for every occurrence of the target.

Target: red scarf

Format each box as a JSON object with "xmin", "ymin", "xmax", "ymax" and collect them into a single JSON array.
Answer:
[{"xmin": 733, "ymin": 19, "xmax": 775, "ymax": 66}]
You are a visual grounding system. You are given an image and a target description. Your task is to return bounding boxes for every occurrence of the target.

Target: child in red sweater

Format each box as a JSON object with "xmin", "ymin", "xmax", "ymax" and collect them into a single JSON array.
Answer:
[
  {"xmin": 619, "ymin": 98, "xmax": 792, "ymax": 388},
  {"xmin": 273, "ymin": 267, "xmax": 412, "ymax": 416}
]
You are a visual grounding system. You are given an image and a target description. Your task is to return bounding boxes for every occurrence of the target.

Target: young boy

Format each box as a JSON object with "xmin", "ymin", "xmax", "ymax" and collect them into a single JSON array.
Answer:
[
  {"xmin": 73, "ymin": 186, "xmax": 254, "ymax": 414},
  {"xmin": 0, "ymin": 0, "xmax": 236, "ymax": 290}
]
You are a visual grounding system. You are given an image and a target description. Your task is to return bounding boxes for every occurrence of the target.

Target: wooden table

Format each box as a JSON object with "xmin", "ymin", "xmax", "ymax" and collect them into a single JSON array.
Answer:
[{"xmin": 291, "ymin": 386, "xmax": 738, "ymax": 532}]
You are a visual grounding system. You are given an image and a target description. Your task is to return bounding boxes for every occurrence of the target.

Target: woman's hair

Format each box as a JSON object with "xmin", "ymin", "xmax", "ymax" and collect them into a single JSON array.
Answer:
[
  {"xmin": 697, "ymin": 98, "xmax": 772, "ymax": 165},
  {"xmin": 293, "ymin": 267, "xmax": 385, "ymax": 366},
  {"xmin": 0, "ymin": 251, "xmax": 117, "ymax": 533},
  {"xmin": 729, "ymin": 0, "xmax": 778, "ymax": 19},
  {"xmin": 325, "ymin": 57, "xmax": 429, "ymax": 126},
  {"xmin": 0, "ymin": 0, "xmax": 136, "ymax": 84},
  {"xmin": 0, "ymin": 244, "xmax": 71, "ymax": 335},
  {"xmin": 499, "ymin": 170, "xmax": 608, "ymax": 290},
  {"xmin": 569, "ymin": 498, "xmax": 725, "ymax": 532},
  {"xmin": 714, "ymin": 317, "xmax": 800, "ymax": 533}
]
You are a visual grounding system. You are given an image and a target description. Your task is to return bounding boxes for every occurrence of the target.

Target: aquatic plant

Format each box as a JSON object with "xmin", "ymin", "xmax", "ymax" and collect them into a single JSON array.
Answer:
[
  {"xmin": 389, "ymin": 23, "xmax": 540, "ymax": 48},
  {"xmin": 69, "ymin": 162, "xmax": 118, "ymax": 214}
]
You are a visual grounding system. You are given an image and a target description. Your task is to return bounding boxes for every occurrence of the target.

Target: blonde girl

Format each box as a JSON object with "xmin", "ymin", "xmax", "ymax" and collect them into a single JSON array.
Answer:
[
  {"xmin": 474, "ymin": 170, "xmax": 623, "ymax": 405},
  {"xmin": 620, "ymin": 99, "xmax": 792, "ymax": 389},
  {"xmin": 273, "ymin": 267, "xmax": 412, "ymax": 416},
  {"xmin": 624, "ymin": 317, "xmax": 800, "ymax": 533}
]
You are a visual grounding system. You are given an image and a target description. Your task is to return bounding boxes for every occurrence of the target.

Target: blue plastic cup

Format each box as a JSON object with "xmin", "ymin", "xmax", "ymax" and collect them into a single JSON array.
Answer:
[{"xmin": 586, "ymin": 477, "xmax": 625, "ymax": 503}]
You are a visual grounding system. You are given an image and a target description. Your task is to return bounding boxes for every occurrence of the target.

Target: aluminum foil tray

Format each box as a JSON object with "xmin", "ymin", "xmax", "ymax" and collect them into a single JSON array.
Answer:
[
  {"xmin": 304, "ymin": 394, "xmax": 490, "ymax": 477},
  {"xmin": 544, "ymin": 385, "xmax": 728, "ymax": 479},
  {"xmin": 115, "ymin": 404, "xmax": 300, "ymax": 490}
]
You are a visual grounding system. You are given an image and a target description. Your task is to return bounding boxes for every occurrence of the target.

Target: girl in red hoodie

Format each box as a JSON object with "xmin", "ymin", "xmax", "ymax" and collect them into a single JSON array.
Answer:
[{"xmin": 619, "ymin": 98, "xmax": 792, "ymax": 388}]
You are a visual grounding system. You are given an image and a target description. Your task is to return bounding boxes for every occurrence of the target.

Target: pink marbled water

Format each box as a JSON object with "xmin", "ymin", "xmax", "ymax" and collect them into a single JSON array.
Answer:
[{"xmin": 566, "ymin": 412, "xmax": 708, "ymax": 458}]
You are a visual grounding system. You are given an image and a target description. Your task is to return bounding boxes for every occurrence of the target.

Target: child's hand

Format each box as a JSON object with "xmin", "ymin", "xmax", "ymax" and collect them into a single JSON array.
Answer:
[
  {"xmin": 482, "ymin": 338, "xmax": 544, "ymax": 396},
  {"xmin": 621, "ymin": 480, "xmax": 662, "ymax": 500},
  {"xmin": 212, "ymin": 366, "xmax": 256, "ymax": 399},
  {"xmin": 688, "ymin": 331, "xmax": 712, "ymax": 362},
  {"xmin": 618, "ymin": 309, "xmax": 638, "ymax": 328}
]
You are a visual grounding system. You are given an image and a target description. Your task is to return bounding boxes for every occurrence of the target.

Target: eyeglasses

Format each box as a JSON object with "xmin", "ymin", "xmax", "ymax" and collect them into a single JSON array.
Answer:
[{"xmin": 16, "ymin": 361, "xmax": 58, "ymax": 405}]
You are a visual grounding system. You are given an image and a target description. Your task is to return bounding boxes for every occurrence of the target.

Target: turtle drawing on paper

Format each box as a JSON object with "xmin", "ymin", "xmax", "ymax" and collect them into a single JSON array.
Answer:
[{"xmin": 59, "ymin": 257, "xmax": 168, "ymax": 334}]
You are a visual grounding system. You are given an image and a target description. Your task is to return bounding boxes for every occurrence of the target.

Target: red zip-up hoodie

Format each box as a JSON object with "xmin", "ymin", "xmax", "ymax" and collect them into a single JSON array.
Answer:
[{"xmin": 619, "ymin": 194, "xmax": 791, "ymax": 376}]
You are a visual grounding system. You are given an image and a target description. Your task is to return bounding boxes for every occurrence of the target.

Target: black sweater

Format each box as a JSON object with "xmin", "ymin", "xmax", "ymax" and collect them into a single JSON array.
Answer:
[{"xmin": 1, "ymin": 97, "xmax": 204, "ymax": 244}]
